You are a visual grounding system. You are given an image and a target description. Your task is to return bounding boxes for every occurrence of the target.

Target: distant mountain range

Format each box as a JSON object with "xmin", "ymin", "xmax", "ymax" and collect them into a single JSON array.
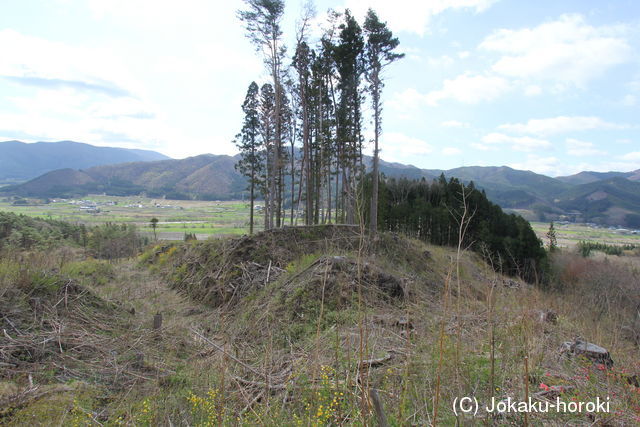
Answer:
[
  {"xmin": 0, "ymin": 140, "xmax": 169, "ymax": 182},
  {"xmin": 556, "ymin": 170, "xmax": 640, "ymax": 186},
  {"xmin": 2, "ymin": 141, "xmax": 639, "ymax": 227},
  {"xmin": 1, "ymin": 153, "xmax": 244, "ymax": 201}
]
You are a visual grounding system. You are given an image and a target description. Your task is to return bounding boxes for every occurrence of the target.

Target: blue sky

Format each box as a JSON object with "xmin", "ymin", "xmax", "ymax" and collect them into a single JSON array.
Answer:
[{"xmin": 1, "ymin": 0, "xmax": 639, "ymax": 176}]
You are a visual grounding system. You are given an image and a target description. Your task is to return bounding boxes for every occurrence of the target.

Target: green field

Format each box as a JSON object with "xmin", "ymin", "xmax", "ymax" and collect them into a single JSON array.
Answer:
[
  {"xmin": 531, "ymin": 221, "xmax": 640, "ymax": 247},
  {"xmin": 4, "ymin": 196, "xmax": 639, "ymax": 246},
  {"xmin": 0, "ymin": 196, "xmax": 256, "ymax": 239}
]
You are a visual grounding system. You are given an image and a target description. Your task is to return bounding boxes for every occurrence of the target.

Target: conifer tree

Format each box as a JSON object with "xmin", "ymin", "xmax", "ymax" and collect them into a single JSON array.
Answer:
[
  {"xmin": 234, "ymin": 82, "xmax": 262, "ymax": 235},
  {"xmin": 333, "ymin": 9, "xmax": 364, "ymax": 224},
  {"xmin": 364, "ymin": 8, "xmax": 403, "ymax": 233},
  {"xmin": 293, "ymin": 40, "xmax": 314, "ymax": 225},
  {"xmin": 239, "ymin": 0, "xmax": 286, "ymax": 228},
  {"xmin": 150, "ymin": 217, "xmax": 158, "ymax": 241},
  {"xmin": 259, "ymin": 83, "xmax": 276, "ymax": 229},
  {"xmin": 235, "ymin": 6, "xmax": 403, "ymax": 230},
  {"xmin": 547, "ymin": 221, "xmax": 557, "ymax": 253}
]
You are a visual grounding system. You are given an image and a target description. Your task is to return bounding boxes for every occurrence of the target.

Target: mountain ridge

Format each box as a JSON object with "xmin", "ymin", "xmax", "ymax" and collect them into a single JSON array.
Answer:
[
  {"xmin": 0, "ymin": 140, "xmax": 170, "ymax": 182},
  {"xmin": 2, "ymin": 142, "xmax": 640, "ymax": 226}
]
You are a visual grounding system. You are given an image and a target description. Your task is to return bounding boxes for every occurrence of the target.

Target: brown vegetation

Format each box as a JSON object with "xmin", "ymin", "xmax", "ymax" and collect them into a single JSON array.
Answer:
[{"xmin": 1, "ymin": 225, "xmax": 639, "ymax": 425}]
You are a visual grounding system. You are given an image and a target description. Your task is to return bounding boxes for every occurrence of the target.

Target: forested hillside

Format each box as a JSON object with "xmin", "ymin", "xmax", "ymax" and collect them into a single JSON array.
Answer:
[
  {"xmin": 368, "ymin": 175, "xmax": 546, "ymax": 282},
  {"xmin": 1, "ymin": 154, "xmax": 246, "ymax": 200}
]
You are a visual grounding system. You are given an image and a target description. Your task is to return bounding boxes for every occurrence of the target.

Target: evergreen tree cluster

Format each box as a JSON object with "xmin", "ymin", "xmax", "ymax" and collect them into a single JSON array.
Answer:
[
  {"xmin": 0, "ymin": 211, "xmax": 85, "ymax": 250},
  {"xmin": 233, "ymin": 1, "xmax": 546, "ymax": 284},
  {"xmin": 235, "ymin": 1, "xmax": 402, "ymax": 230},
  {"xmin": 365, "ymin": 175, "xmax": 547, "ymax": 283},
  {"xmin": 576, "ymin": 240, "xmax": 637, "ymax": 257},
  {"xmin": 87, "ymin": 223, "xmax": 147, "ymax": 259},
  {"xmin": 0, "ymin": 212, "xmax": 147, "ymax": 259}
]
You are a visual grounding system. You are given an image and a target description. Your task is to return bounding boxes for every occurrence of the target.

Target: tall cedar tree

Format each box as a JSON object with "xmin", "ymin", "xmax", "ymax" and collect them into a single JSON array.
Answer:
[
  {"xmin": 319, "ymin": 11, "xmax": 342, "ymax": 223},
  {"xmin": 234, "ymin": 82, "xmax": 262, "ymax": 234},
  {"xmin": 278, "ymin": 86, "xmax": 292, "ymax": 223},
  {"xmin": 292, "ymin": 2, "xmax": 315, "ymax": 225},
  {"xmin": 239, "ymin": 0, "xmax": 286, "ymax": 228},
  {"xmin": 333, "ymin": 10, "xmax": 364, "ymax": 224},
  {"xmin": 259, "ymin": 83, "xmax": 276, "ymax": 229},
  {"xmin": 283, "ymin": 75, "xmax": 298, "ymax": 226},
  {"xmin": 293, "ymin": 40, "xmax": 313, "ymax": 225},
  {"xmin": 236, "ymin": 7, "xmax": 401, "ymax": 228},
  {"xmin": 311, "ymin": 45, "xmax": 335, "ymax": 224},
  {"xmin": 364, "ymin": 9, "xmax": 403, "ymax": 233}
]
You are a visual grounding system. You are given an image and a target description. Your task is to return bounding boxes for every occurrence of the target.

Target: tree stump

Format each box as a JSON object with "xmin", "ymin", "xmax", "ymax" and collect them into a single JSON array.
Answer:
[{"xmin": 153, "ymin": 312, "xmax": 163, "ymax": 330}]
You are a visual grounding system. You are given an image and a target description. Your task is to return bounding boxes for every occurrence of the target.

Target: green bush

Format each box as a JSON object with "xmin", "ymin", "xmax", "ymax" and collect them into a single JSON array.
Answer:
[
  {"xmin": 0, "ymin": 211, "xmax": 84, "ymax": 250},
  {"xmin": 87, "ymin": 223, "xmax": 148, "ymax": 259},
  {"xmin": 576, "ymin": 240, "xmax": 636, "ymax": 257},
  {"xmin": 61, "ymin": 259, "xmax": 115, "ymax": 286}
]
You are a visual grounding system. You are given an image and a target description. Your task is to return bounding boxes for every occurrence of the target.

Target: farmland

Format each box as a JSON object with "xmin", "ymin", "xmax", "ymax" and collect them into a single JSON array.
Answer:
[
  {"xmin": 531, "ymin": 221, "xmax": 640, "ymax": 248},
  {"xmin": 0, "ymin": 196, "xmax": 255, "ymax": 240},
  {"xmin": 4, "ymin": 196, "xmax": 640, "ymax": 247}
]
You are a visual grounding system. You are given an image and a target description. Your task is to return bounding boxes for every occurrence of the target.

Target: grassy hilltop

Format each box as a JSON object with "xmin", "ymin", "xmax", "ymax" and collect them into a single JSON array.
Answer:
[{"xmin": 1, "ymin": 216, "xmax": 640, "ymax": 425}]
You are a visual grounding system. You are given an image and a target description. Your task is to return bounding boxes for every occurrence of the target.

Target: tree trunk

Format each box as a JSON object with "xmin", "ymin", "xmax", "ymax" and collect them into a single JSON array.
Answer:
[
  {"xmin": 303, "ymin": 98, "xmax": 312, "ymax": 226},
  {"xmin": 327, "ymin": 165, "xmax": 332, "ymax": 223},
  {"xmin": 250, "ymin": 160, "xmax": 255, "ymax": 235},
  {"xmin": 370, "ymin": 76, "xmax": 380, "ymax": 234},
  {"xmin": 290, "ymin": 114, "xmax": 296, "ymax": 226},
  {"xmin": 272, "ymin": 37, "xmax": 282, "ymax": 229}
]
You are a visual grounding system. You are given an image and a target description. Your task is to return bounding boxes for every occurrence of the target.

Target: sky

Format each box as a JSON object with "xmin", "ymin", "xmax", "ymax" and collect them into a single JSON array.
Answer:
[{"xmin": 0, "ymin": 0, "xmax": 639, "ymax": 177}]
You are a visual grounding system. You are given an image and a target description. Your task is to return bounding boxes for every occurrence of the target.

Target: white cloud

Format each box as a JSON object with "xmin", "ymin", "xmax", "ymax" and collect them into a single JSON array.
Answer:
[
  {"xmin": 524, "ymin": 85, "xmax": 542, "ymax": 96},
  {"xmin": 498, "ymin": 116, "xmax": 627, "ymax": 136},
  {"xmin": 481, "ymin": 132, "xmax": 551, "ymax": 152},
  {"xmin": 620, "ymin": 152, "xmax": 640, "ymax": 161},
  {"xmin": 0, "ymin": 29, "xmax": 138, "ymax": 96},
  {"xmin": 344, "ymin": 0, "xmax": 498, "ymax": 36},
  {"xmin": 0, "ymin": 30, "xmax": 189, "ymax": 155},
  {"xmin": 400, "ymin": 46, "xmax": 423, "ymax": 62},
  {"xmin": 622, "ymin": 94, "xmax": 637, "ymax": 107},
  {"xmin": 381, "ymin": 132, "xmax": 433, "ymax": 162},
  {"xmin": 401, "ymin": 46, "xmax": 422, "ymax": 54},
  {"xmin": 387, "ymin": 88, "xmax": 429, "ymax": 118},
  {"xmin": 441, "ymin": 120, "xmax": 469, "ymax": 128},
  {"xmin": 480, "ymin": 14, "xmax": 632, "ymax": 86},
  {"xmin": 427, "ymin": 55, "xmax": 454, "ymax": 67},
  {"xmin": 565, "ymin": 138, "xmax": 606, "ymax": 157},
  {"xmin": 0, "ymin": 93, "xmax": 181, "ymax": 153},
  {"xmin": 425, "ymin": 73, "xmax": 510, "ymax": 105},
  {"xmin": 458, "ymin": 50, "xmax": 470, "ymax": 59},
  {"xmin": 87, "ymin": 0, "xmax": 233, "ymax": 30},
  {"xmin": 442, "ymin": 147, "xmax": 462, "ymax": 155},
  {"xmin": 390, "ymin": 74, "xmax": 509, "ymax": 109},
  {"xmin": 470, "ymin": 142, "xmax": 493, "ymax": 151},
  {"xmin": 509, "ymin": 154, "xmax": 562, "ymax": 176},
  {"xmin": 0, "ymin": 8, "xmax": 263, "ymax": 159},
  {"xmin": 557, "ymin": 161, "xmax": 640, "ymax": 175}
]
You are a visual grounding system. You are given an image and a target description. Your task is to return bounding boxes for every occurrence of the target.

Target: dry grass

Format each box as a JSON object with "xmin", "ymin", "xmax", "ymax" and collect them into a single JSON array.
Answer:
[{"xmin": 1, "ymin": 227, "xmax": 639, "ymax": 425}]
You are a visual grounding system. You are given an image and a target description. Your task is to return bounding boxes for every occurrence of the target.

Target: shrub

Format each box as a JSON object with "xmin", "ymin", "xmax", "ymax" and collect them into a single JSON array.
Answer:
[
  {"xmin": 61, "ymin": 259, "xmax": 115, "ymax": 286},
  {"xmin": 87, "ymin": 223, "xmax": 148, "ymax": 259},
  {"xmin": 551, "ymin": 251, "xmax": 640, "ymax": 318},
  {"xmin": 0, "ymin": 211, "xmax": 83, "ymax": 250},
  {"xmin": 576, "ymin": 241, "xmax": 636, "ymax": 257}
]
